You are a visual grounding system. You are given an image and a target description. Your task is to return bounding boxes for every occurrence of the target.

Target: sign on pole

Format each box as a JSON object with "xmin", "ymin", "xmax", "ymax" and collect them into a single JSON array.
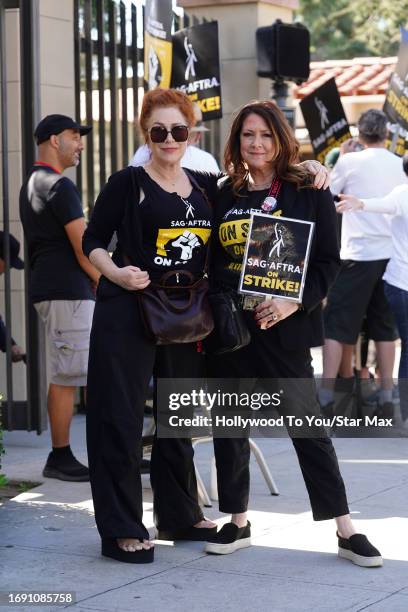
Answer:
[
  {"xmin": 171, "ymin": 22, "xmax": 222, "ymax": 120},
  {"xmin": 300, "ymin": 78, "xmax": 351, "ymax": 163},
  {"xmin": 383, "ymin": 31, "xmax": 408, "ymax": 156},
  {"xmin": 144, "ymin": 0, "xmax": 173, "ymax": 90},
  {"xmin": 239, "ymin": 213, "xmax": 315, "ymax": 303}
]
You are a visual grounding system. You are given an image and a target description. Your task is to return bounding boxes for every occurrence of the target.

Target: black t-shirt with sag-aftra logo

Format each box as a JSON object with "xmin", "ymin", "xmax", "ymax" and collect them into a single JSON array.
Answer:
[
  {"xmin": 137, "ymin": 168, "xmax": 212, "ymax": 282},
  {"xmin": 213, "ymin": 186, "xmax": 284, "ymax": 289}
]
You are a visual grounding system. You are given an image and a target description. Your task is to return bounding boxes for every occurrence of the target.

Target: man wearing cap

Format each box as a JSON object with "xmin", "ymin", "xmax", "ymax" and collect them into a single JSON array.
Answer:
[
  {"xmin": 19, "ymin": 114, "xmax": 100, "ymax": 482},
  {"xmin": 130, "ymin": 103, "xmax": 220, "ymax": 172},
  {"xmin": 319, "ymin": 109, "xmax": 403, "ymax": 418},
  {"xmin": 0, "ymin": 231, "xmax": 25, "ymax": 361}
]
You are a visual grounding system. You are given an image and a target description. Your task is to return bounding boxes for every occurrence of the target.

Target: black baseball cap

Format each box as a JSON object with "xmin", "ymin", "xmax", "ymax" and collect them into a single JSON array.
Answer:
[
  {"xmin": 0, "ymin": 231, "xmax": 24, "ymax": 269},
  {"xmin": 34, "ymin": 114, "xmax": 92, "ymax": 145}
]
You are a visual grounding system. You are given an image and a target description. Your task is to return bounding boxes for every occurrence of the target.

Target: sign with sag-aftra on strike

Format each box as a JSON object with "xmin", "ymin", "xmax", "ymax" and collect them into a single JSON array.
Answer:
[
  {"xmin": 300, "ymin": 77, "xmax": 351, "ymax": 163},
  {"xmin": 144, "ymin": 0, "xmax": 173, "ymax": 90},
  {"xmin": 239, "ymin": 213, "xmax": 314, "ymax": 302},
  {"xmin": 171, "ymin": 21, "xmax": 222, "ymax": 120}
]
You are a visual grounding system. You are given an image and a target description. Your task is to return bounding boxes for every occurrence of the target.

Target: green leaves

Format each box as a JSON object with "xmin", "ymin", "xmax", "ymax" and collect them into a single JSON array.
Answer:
[{"xmin": 297, "ymin": 0, "xmax": 408, "ymax": 59}]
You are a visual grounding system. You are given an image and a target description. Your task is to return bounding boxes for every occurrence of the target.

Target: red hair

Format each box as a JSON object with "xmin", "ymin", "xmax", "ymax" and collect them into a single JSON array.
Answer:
[{"xmin": 139, "ymin": 89, "xmax": 196, "ymax": 141}]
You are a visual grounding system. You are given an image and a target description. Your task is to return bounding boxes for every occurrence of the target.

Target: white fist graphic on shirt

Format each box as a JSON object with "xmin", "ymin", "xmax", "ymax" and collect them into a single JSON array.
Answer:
[{"xmin": 171, "ymin": 231, "xmax": 200, "ymax": 261}]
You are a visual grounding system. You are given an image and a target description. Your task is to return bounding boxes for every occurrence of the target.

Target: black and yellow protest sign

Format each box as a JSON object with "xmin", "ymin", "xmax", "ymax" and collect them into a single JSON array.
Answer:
[
  {"xmin": 144, "ymin": 0, "xmax": 173, "ymax": 90},
  {"xmin": 239, "ymin": 213, "xmax": 314, "ymax": 302},
  {"xmin": 383, "ymin": 33, "xmax": 408, "ymax": 156},
  {"xmin": 171, "ymin": 21, "xmax": 222, "ymax": 120},
  {"xmin": 300, "ymin": 78, "xmax": 351, "ymax": 163}
]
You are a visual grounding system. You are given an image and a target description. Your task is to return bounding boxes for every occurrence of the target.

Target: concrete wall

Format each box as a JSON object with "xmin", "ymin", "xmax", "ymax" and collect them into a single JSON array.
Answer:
[
  {"xmin": 38, "ymin": 0, "xmax": 76, "ymax": 182},
  {"xmin": 178, "ymin": 0, "xmax": 297, "ymax": 158}
]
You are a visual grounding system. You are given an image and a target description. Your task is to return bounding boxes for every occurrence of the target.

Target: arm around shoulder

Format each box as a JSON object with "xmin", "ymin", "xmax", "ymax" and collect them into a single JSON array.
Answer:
[{"xmin": 301, "ymin": 188, "xmax": 341, "ymax": 313}]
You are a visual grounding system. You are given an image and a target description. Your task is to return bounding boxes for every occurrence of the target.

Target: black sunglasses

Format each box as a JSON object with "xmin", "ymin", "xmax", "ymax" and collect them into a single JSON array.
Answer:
[{"xmin": 148, "ymin": 125, "xmax": 189, "ymax": 143}]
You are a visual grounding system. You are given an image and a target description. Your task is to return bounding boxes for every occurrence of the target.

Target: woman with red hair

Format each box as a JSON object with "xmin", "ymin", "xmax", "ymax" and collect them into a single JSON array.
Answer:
[{"xmin": 84, "ymin": 88, "xmax": 219, "ymax": 563}]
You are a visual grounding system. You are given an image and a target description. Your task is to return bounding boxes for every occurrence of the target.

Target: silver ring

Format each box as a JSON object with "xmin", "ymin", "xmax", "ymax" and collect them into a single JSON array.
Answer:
[{"xmin": 272, "ymin": 314, "xmax": 278, "ymax": 321}]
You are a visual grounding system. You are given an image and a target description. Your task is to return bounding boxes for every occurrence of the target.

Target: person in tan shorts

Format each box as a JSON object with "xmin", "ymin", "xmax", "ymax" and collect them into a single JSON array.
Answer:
[{"xmin": 19, "ymin": 114, "xmax": 100, "ymax": 481}]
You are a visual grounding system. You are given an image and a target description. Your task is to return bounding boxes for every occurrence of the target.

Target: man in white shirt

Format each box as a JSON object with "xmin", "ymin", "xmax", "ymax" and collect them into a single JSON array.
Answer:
[
  {"xmin": 130, "ymin": 104, "xmax": 220, "ymax": 173},
  {"xmin": 336, "ymin": 157, "xmax": 408, "ymax": 426},
  {"xmin": 320, "ymin": 109, "xmax": 403, "ymax": 417}
]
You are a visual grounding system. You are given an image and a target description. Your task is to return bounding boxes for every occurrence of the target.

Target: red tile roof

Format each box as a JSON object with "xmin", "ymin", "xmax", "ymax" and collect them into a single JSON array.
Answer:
[{"xmin": 293, "ymin": 57, "xmax": 396, "ymax": 99}]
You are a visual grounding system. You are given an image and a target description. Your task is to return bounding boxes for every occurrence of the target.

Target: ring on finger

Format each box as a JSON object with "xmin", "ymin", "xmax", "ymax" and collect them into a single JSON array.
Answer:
[{"xmin": 272, "ymin": 313, "xmax": 278, "ymax": 321}]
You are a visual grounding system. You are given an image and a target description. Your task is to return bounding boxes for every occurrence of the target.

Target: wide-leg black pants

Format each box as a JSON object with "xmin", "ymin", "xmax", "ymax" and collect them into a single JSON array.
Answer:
[
  {"xmin": 86, "ymin": 292, "xmax": 205, "ymax": 540},
  {"xmin": 207, "ymin": 312, "xmax": 350, "ymax": 521}
]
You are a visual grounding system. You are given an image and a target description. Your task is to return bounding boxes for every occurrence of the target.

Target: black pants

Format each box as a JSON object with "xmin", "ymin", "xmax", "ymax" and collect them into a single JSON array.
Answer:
[
  {"xmin": 86, "ymin": 292, "xmax": 204, "ymax": 540},
  {"xmin": 208, "ymin": 313, "xmax": 350, "ymax": 521}
]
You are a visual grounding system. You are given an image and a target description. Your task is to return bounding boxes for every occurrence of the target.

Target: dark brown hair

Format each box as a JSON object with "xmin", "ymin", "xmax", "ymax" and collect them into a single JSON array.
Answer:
[
  {"xmin": 224, "ymin": 100, "xmax": 311, "ymax": 193},
  {"xmin": 139, "ymin": 88, "xmax": 196, "ymax": 142}
]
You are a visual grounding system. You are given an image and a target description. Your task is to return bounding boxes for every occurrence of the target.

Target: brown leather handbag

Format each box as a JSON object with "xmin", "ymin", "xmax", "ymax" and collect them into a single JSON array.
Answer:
[
  {"xmin": 126, "ymin": 167, "xmax": 214, "ymax": 345},
  {"xmin": 137, "ymin": 268, "xmax": 214, "ymax": 345}
]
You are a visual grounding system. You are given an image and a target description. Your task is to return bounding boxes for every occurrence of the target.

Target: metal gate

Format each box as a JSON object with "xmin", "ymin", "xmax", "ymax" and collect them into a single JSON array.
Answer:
[{"xmin": 74, "ymin": 0, "xmax": 221, "ymax": 216}]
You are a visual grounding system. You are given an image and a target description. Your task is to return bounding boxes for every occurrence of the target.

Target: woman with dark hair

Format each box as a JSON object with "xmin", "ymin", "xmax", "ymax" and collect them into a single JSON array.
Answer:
[{"xmin": 203, "ymin": 100, "xmax": 382, "ymax": 568}]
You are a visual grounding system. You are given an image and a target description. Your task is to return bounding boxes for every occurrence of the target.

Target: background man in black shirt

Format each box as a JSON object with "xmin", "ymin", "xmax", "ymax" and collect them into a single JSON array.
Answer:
[{"xmin": 19, "ymin": 115, "xmax": 100, "ymax": 482}]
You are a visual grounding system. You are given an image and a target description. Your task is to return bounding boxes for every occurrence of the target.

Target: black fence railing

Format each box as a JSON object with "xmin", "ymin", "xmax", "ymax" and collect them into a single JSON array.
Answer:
[{"xmin": 74, "ymin": 0, "xmax": 144, "ymax": 215}]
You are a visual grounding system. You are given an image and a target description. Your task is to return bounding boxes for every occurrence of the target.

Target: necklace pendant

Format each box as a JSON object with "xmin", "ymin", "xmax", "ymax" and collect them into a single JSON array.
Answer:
[{"xmin": 261, "ymin": 196, "xmax": 277, "ymax": 213}]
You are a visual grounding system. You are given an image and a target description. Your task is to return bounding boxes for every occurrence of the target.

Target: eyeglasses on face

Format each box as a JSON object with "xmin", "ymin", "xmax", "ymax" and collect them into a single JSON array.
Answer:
[{"xmin": 148, "ymin": 125, "xmax": 189, "ymax": 143}]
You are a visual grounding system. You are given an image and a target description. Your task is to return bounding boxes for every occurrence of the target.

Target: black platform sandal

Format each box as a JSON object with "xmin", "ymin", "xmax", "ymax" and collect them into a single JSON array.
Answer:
[
  {"xmin": 157, "ymin": 525, "xmax": 218, "ymax": 541},
  {"xmin": 101, "ymin": 539, "xmax": 154, "ymax": 563}
]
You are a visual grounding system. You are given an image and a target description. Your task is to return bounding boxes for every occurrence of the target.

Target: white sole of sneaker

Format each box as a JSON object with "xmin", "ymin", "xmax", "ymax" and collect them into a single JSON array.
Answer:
[
  {"xmin": 204, "ymin": 537, "xmax": 251, "ymax": 555},
  {"xmin": 338, "ymin": 547, "xmax": 383, "ymax": 567}
]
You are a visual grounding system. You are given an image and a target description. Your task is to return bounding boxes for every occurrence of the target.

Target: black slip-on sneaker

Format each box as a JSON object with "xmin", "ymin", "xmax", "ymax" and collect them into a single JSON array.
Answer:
[
  {"xmin": 157, "ymin": 525, "xmax": 218, "ymax": 541},
  {"xmin": 337, "ymin": 532, "xmax": 383, "ymax": 567},
  {"xmin": 204, "ymin": 521, "xmax": 251, "ymax": 555},
  {"xmin": 42, "ymin": 453, "xmax": 89, "ymax": 482}
]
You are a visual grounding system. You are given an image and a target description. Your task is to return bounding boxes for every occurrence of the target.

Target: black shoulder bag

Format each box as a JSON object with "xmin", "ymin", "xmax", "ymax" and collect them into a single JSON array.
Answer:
[{"xmin": 203, "ymin": 175, "xmax": 251, "ymax": 355}]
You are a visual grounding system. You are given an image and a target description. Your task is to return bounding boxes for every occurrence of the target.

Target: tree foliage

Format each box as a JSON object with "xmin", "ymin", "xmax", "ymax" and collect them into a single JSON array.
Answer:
[{"xmin": 297, "ymin": 0, "xmax": 408, "ymax": 60}]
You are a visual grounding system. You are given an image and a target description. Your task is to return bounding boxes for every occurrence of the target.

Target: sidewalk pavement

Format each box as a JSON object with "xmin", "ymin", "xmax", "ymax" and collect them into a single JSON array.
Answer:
[
  {"xmin": 2, "ymin": 340, "xmax": 408, "ymax": 612},
  {"xmin": 2, "ymin": 416, "xmax": 408, "ymax": 612}
]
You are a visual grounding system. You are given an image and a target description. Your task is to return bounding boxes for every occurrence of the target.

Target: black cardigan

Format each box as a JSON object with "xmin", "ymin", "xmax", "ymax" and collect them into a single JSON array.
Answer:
[
  {"xmin": 82, "ymin": 166, "xmax": 219, "ymax": 297},
  {"xmin": 212, "ymin": 179, "xmax": 341, "ymax": 349}
]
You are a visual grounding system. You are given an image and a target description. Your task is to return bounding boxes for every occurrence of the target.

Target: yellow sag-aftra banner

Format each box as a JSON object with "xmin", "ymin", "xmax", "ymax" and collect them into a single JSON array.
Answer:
[{"xmin": 144, "ymin": 0, "xmax": 173, "ymax": 90}]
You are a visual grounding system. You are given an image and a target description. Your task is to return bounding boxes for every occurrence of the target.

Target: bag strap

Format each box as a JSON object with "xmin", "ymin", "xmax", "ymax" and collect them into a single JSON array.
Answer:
[
  {"xmin": 183, "ymin": 169, "xmax": 213, "ymax": 277},
  {"xmin": 128, "ymin": 165, "xmax": 141, "ymax": 203}
]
